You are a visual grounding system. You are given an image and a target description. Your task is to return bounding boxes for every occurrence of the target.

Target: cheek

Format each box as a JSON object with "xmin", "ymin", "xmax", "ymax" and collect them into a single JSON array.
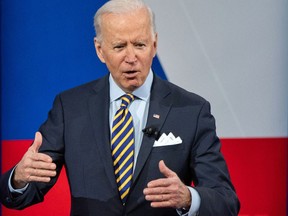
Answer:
[{"xmin": 106, "ymin": 56, "xmax": 123, "ymax": 71}]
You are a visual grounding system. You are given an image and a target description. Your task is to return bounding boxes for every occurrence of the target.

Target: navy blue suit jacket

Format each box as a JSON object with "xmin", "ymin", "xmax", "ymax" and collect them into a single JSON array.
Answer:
[{"xmin": 0, "ymin": 74, "xmax": 240, "ymax": 215}]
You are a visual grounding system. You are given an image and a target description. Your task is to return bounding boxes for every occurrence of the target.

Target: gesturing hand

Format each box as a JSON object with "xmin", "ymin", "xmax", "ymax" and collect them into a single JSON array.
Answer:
[
  {"xmin": 143, "ymin": 160, "xmax": 191, "ymax": 209},
  {"xmin": 13, "ymin": 132, "xmax": 57, "ymax": 189}
]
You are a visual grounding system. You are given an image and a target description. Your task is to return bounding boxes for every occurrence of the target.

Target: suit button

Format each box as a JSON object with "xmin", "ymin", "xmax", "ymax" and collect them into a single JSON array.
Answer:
[{"xmin": 6, "ymin": 197, "xmax": 12, "ymax": 203}]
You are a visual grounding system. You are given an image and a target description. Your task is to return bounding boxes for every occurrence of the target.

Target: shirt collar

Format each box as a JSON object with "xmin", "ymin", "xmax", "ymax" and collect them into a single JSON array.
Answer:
[{"xmin": 109, "ymin": 69, "xmax": 153, "ymax": 103}]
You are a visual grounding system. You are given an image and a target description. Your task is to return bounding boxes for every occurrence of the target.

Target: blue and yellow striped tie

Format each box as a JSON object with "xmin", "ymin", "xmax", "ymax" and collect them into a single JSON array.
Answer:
[{"xmin": 111, "ymin": 93, "xmax": 135, "ymax": 204}]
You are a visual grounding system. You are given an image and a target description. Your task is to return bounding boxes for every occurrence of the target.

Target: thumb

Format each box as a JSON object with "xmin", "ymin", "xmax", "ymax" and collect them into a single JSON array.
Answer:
[
  {"xmin": 31, "ymin": 132, "xmax": 43, "ymax": 153},
  {"xmin": 159, "ymin": 160, "xmax": 176, "ymax": 178}
]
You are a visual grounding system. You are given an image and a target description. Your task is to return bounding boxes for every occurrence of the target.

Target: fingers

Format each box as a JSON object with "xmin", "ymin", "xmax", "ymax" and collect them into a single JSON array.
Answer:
[
  {"xmin": 23, "ymin": 159, "xmax": 56, "ymax": 171},
  {"xmin": 144, "ymin": 184, "xmax": 175, "ymax": 195},
  {"xmin": 144, "ymin": 181, "xmax": 178, "ymax": 208},
  {"xmin": 31, "ymin": 152, "xmax": 53, "ymax": 163},
  {"xmin": 26, "ymin": 167, "xmax": 57, "ymax": 181},
  {"xmin": 143, "ymin": 160, "xmax": 191, "ymax": 209},
  {"xmin": 144, "ymin": 186, "xmax": 175, "ymax": 208},
  {"xmin": 13, "ymin": 160, "xmax": 57, "ymax": 189}
]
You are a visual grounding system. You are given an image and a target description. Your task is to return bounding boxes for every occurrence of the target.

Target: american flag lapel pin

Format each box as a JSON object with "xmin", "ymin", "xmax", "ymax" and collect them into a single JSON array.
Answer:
[{"xmin": 153, "ymin": 114, "xmax": 160, "ymax": 119}]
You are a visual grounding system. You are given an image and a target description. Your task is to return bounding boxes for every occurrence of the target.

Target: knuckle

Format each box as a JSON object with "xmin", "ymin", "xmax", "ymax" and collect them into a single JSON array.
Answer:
[
  {"xmin": 22, "ymin": 160, "xmax": 29, "ymax": 167},
  {"xmin": 23, "ymin": 159, "xmax": 33, "ymax": 168},
  {"xmin": 26, "ymin": 174, "xmax": 31, "ymax": 182},
  {"xmin": 167, "ymin": 185, "xmax": 177, "ymax": 193},
  {"xmin": 34, "ymin": 169, "xmax": 39, "ymax": 175},
  {"xmin": 24, "ymin": 168, "xmax": 31, "ymax": 176}
]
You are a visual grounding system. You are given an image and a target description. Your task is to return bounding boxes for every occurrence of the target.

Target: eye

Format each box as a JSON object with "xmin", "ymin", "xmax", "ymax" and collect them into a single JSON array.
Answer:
[
  {"xmin": 113, "ymin": 44, "xmax": 125, "ymax": 51},
  {"xmin": 135, "ymin": 43, "xmax": 146, "ymax": 49}
]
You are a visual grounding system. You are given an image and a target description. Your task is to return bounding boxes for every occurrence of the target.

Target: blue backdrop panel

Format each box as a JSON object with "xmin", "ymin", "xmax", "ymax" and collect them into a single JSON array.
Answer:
[{"xmin": 1, "ymin": 1, "xmax": 107, "ymax": 140}]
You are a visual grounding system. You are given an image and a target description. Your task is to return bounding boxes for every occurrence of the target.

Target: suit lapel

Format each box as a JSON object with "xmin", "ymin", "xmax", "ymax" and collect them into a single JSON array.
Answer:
[
  {"xmin": 132, "ymin": 76, "xmax": 172, "ymax": 183},
  {"xmin": 88, "ymin": 75, "xmax": 118, "ymax": 190}
]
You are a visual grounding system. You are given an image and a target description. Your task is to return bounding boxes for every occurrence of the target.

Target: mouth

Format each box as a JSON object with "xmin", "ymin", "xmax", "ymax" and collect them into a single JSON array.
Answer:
[
  {"xmin": 125, "ymin": 70, "xmax": 138, "ymax": 74},
  {"xmin": 123, "ymin": 70, "xmax": 139, "ymax": 78}
]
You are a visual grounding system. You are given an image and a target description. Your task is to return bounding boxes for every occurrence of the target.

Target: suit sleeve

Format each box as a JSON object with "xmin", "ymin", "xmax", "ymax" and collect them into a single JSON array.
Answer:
[
  {"xmin": 191, "ymin": 101, "xmax": 240, "ymax": 215},
  {"xmin": 0, "ymin": 95, "xmax": 65, "ymax": 209}
]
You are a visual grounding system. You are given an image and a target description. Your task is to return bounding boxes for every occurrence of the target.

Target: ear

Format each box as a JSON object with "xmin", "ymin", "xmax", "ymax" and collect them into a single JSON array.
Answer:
[
  {"xmin": 152, "ymin": 33, "xmax": 158, "ymax": 57},
  {"xmin": 94, "ymin": 37, "xmax": 106, "ymax": 63}
]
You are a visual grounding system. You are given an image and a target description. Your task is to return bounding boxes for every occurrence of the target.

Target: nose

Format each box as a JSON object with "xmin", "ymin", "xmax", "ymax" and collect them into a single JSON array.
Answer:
[{"xmin": 125, "ymin": 46, "xmax": 137, "ymax": 64}]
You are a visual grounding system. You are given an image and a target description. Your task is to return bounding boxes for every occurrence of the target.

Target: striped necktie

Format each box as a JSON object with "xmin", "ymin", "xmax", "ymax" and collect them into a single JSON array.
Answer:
[{"xmin": 111, "ymin": 93, "xmax": 135, "ymax": 204}]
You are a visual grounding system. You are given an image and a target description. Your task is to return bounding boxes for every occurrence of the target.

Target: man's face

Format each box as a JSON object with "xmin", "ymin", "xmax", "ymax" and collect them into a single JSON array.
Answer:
[{"xmin": 94, "ymin": 8, "xmax": 157, "ymax": 93}]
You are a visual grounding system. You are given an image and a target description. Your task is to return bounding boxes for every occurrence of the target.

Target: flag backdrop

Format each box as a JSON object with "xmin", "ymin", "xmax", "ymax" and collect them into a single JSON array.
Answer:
[{"xmin": 1, "ymin": 1, "xmax": 287, "ymax": 216}]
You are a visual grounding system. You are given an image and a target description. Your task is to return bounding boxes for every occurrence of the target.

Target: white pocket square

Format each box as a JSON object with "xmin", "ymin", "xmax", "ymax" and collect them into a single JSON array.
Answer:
[{"xmin": 153, "ymin": 132, "xmax": 182, "ymax": 147}]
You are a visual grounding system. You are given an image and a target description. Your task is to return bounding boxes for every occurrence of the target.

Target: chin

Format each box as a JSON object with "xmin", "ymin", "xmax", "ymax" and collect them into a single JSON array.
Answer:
[
  {"xmin": 125, "ymin": 81, "xmax": 142, "ymax": 90},
  {"xmin": 124, "ymin": 84, "xmax": 140, "ymax": 93}
]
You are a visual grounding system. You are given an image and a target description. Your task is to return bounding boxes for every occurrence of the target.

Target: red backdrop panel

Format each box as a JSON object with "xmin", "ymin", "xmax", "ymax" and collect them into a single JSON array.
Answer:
[
  {"xmin": 221, "ymin": 138, "xmax": 287, "ymax": 216},
  {"xmin": 1, "ymin": 140, "xmax": 70, "ymax": 216},
  {"xmin": 1, "ymin": 138, "xmax": 287, "ymax": 216}
]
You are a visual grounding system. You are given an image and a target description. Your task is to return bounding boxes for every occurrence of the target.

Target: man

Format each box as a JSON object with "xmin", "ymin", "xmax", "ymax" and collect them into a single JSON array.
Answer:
[{"xmin": 0, "ymin": 0, "xmax": 240, "ymax": 215}]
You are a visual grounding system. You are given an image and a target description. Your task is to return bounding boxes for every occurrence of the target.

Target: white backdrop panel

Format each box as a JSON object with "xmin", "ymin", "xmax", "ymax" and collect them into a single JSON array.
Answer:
[{"xmin": 145, "ymin": 0, "xmax": 288, "ymax": 138}]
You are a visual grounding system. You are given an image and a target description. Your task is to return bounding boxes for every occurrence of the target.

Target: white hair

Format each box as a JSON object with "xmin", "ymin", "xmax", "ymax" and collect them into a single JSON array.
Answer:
[{"xmin": 94, "ymin": 0, "xmax": 156, "ymax": 43}]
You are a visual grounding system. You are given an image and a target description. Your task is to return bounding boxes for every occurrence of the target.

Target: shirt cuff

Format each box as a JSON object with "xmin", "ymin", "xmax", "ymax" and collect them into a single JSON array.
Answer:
[
  {"xmin": 8, "ymin": 166, "xmax": 29, "ymax": 194},
  {"xmin": 176, "ymin": 186, "xmax": 201, "ymax": 216}
]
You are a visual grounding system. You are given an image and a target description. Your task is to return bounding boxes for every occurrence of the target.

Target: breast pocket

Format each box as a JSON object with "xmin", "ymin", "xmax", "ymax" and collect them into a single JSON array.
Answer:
[{"xmin": 151, "ymin": 143, "xmax": 184, "ymax": 153}]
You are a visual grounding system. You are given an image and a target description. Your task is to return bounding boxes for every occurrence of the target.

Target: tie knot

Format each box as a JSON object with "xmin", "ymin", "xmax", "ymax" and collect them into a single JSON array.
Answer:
[{"xmin": 120, "ymin": 94, "xmax": 134, "ymax": 108}]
